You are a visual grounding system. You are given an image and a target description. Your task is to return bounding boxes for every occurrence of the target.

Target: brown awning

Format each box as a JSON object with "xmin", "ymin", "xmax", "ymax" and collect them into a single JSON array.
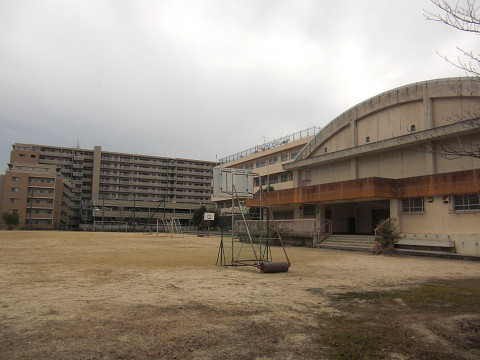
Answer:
[{"xmin": 246, "ymin": 169, "xmax": 480, "ymax": 206}]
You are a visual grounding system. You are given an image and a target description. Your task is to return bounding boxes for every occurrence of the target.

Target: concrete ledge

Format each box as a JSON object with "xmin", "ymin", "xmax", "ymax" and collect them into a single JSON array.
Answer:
[
  {"xmin": 397, "ymin": 239, "xmax": 455, "ymax": 248},
  {"xmin": 396, "ymin": 249, "xmax": 480, "ymax": 261}
]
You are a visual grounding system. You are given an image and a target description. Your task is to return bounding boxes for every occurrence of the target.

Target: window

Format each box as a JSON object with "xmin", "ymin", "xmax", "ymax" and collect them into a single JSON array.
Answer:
[
  {"xmin": 273, "ymin": 211, "xmax": 294, "ymax": 220},
  {"xmin": 402, "ymin": 198, "xmax": 424, "ymax": 213},
  {"xmin": 11, "ymin": 187, "xmax": 19, "ymax": 192},
  {"xmin": 281, "ymin": 173, "xmax": 292, "ymax": 182},
  {"xmin": 290, "ymin": 151, "xmax": 298, "ymax": 159},
  {"xmin": 269, "ymin": 176, "xmax": 278, "ymax": 184},
  {"xmin": 303, "ymin": 205, "xmax": 316, "ymax": 218},
  {"xmin": 281, "ymin": 154, "xmax": 289, "ymax": 162},
  {"xmin": 454, "ymin": 194, "xmax": 480, "ymax": 211},
  {"xmin": 268, "ymin": 157, "xmax": 278, "ymax": 165},
  {"xmin": 10, "ymin": 198, "xmax": 18, "ymax": 203},
  {"xmin": 366, "ymin": 136, "xmax": 370, "ymax": 143},
  {"xmin": 19, "ymin": 153, "xmax": 26, "ymax": 158},
  {"xmin": 12, "ymin": 177, "xmax": 20, "ymax": 181},
  {"xmin": 256, "ymin": 160, "xmax": 266, "ymax": 168},
  {"xmin": 410, "ymin": 124, "xmax": 416, "ymax": 132}
]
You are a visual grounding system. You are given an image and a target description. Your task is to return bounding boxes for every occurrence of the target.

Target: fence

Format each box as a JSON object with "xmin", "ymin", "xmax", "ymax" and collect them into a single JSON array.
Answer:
[{"xmin": 233, "ymin": 218, "xmax": 332, "ymax": 244}]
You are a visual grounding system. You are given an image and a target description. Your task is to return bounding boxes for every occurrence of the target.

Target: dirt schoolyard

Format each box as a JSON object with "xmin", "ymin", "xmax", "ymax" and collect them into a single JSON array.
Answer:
[{"xmin": 1, "ymin": 231, "xmax": 480, "ymax": 359}]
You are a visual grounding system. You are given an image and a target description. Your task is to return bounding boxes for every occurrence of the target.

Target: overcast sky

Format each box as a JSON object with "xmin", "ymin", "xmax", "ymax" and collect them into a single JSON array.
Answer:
[{"xmin": 0, "ymin": 0, "xmax": 476, "ymax": 171}]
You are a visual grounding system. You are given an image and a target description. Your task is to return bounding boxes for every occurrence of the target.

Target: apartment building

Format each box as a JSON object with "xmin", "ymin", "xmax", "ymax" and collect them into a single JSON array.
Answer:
[
  {"xmin": 1, "ymin": 161, "xmax": 72, "ymax": 229},
  {"xmin": 213, "ymin": 127, "xmax": 319, "ymax": 218},
  {"xmin": 3, "ymin": 144, "xmax": 217, "ymax": 227}
]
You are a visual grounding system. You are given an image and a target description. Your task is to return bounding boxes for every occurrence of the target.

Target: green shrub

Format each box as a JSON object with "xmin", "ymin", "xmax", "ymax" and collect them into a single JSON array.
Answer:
[
  {"xmin": 372, "ymin": 218, "xmax": 400, "ymax": 254},
  {"xmin": 1, "ymin": 212, "xmax": 19, "ymax": 230}
]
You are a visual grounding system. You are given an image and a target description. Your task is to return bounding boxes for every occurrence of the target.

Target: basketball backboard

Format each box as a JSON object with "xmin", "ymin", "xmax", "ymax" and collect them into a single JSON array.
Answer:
[{"xmin": 213, "ymin": 167, "xmax": 254, "ymax": 198}]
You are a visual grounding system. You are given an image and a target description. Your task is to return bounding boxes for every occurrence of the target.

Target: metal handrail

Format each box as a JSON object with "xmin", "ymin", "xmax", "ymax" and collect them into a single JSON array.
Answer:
[
  {"xmin": 218, "ymin": 126, "xmax": 320, "ymax": 164},
  {"xmin": 317, "ymin": 219, "xmax": 333, "ymax": 244}
]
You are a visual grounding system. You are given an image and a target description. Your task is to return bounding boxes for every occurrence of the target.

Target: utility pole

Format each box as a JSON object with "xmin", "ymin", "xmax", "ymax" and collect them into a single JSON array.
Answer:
[
  {"xmin": 29, "ymin": 187, "xmax": 33, "ymax": 229},
  {"xmin": 102, "ymin": 197, "xmax": 105, "ymax": 232},
  {"xmin": 133, "ymin": 194, "xmax": 136, "ymax": 232}
]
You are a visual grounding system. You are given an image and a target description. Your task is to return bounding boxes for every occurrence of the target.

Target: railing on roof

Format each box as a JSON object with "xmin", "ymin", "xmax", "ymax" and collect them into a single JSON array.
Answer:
[{"xmin": 218, "ymin": 126, "xmax": 320, "ymax": 164}]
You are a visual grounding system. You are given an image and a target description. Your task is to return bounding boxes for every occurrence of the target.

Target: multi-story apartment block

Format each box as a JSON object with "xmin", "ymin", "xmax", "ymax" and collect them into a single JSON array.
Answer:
[
  {"xmin": 2, "ymin": 144, "xmax": 217, "ymax": 228},
  {"xmin": 0, "ymin": 161, "xmax": 72, "ymax": 229}
]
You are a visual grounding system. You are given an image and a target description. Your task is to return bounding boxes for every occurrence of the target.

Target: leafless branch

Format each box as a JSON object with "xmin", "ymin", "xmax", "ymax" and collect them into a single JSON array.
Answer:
[
  {"xmin": 425, "ymin": 0, "xmax": 480, "ymax": 77},
  {"xmin": 425, "ymin": 0, "xmax": 480, "ymax": 34}
]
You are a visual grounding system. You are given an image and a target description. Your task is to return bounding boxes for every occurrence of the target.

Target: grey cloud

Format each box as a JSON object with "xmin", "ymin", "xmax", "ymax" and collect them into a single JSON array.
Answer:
[{"xmin": 0, "ymin": 0, "xmax": 471, "ymax": 170}]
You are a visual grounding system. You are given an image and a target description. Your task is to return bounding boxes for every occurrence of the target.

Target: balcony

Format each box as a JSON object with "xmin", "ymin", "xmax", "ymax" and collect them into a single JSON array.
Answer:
[
  {"xmin": 101, "ymin": 164, "xmax": 120, "ymax": 169},
  {"xmin": 133, "ymin": 158, "xmax": 168, "ymax": 166},
  {"xmin": 117, "ymin": 157, "xmax": 133, "ymax": 163},
  {"xmin": 40, "ymin": 150, "xmax": 62, "ymax": 157},
  {"xmin": 133, "ymin": 173, "xmax": 161, "ymax": 180},
  {"xmin": 39, "ymin": 158, "xmax": 58, "ymax": 165},
  {"xmin": 133, "ymin": 165, "xmax": 167, "ymax": 173},
  {"xmin": 177, "ymin": 163, "xmax": 212, "ymax": 170}
]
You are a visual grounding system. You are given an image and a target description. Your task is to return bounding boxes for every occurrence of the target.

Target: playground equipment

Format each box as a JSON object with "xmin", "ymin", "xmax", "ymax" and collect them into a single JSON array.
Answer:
[
  {"xmin": 213, "ymin": 168, "xmax": 291, "ymax": 273},
  {"xmin": 157, "ymin": 218, "xmax": 183, "ymax": 237}
]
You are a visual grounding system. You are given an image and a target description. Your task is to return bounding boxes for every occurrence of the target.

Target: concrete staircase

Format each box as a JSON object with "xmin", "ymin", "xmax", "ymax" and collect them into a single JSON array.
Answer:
[{"xmin": 318, "ymin": 234, "xmax": 375, "ymax": 252}]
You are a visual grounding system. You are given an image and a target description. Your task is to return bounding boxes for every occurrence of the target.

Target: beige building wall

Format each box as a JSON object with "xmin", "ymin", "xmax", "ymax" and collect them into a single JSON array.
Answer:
[
  {"xmin": 214, "ymin": 129, "xmax": 317, "ymax": 211},
  {"xmin": 0, "ymin": 162, "xmax": 71, "ymax": 229},
  {"xmin": 397, "ymin": 195, "xmax": 480, "ymax": 255},
  {"xmin": 0, "ymin": 175, "xmax": 4, "ymax": 215},
  {"xmin": 92, "ymin": 145, "xmax": 102, "ymax": 200},
  {"xmin": 281, "ymin": 77, "xmax": 480, "ymax": 255},
  {"xmin": 216, "ymin": 136, "xmax": 314, "ymax": 193}
]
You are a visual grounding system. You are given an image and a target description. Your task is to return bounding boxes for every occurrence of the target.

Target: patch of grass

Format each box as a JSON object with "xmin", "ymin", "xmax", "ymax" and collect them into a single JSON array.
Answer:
[
  {"xmin": 335, "ymin": 278, "xmax": 480, "ymax": 314},
  {"xmin": 317, "ymin": 278, "xmax": 480, "ymax": 360},
  {"xmin": 321, "ymin": 315, "xmax": 409, "ymax": 360}
]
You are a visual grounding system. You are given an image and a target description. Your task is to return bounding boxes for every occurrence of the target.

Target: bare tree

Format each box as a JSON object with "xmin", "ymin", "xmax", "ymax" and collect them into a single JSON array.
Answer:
[
  {"xmin": 425, "ymin": 0, "xmax": 480, "ymax": 77},
  {"xmin": 421, "ymin": 1, "xmax": 480, "ymax": 159}
]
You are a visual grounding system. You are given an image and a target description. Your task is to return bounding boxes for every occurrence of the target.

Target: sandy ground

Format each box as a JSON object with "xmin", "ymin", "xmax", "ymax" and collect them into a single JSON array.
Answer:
[{"xmin": 1, "ymin": 231, "xmax": 480, "ymax": 359}]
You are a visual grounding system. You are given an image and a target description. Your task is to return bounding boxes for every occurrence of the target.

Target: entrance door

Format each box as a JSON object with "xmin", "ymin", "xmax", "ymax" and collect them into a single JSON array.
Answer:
[{"xmin": 348, "ymin": 217, "xmax": 355, "ymax": 234}]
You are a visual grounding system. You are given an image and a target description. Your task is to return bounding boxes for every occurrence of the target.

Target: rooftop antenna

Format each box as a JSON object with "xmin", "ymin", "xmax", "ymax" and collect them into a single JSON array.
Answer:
[{"xmin": 76, "ymin": 138, "xmax": 80, "ymax": 149}]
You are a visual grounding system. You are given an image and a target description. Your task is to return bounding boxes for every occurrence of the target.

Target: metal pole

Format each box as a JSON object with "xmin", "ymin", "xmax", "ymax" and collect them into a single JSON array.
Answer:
[
  {"xmin": 102, "ymin": 197, "xmax": 105, "ymax": 232},
  {"xmin": 259, "ymin": 175, "xmax": 262, "ymax": 236},
  {"xmin": 231, "ymin": 189, "xmax": 234, "ymax": 263},
  {"xmin": 133, "ymin": 194, "xmax": 136, "ymax": 232},
  {"xmin": 29, "ymin": 187, "xmax": 33, "ymax": 229}
]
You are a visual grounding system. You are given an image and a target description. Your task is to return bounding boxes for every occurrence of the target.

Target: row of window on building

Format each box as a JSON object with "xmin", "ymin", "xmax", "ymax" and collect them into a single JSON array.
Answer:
[
  {"xmin": 240, "ymin": 151, "xmax": 299, "ymax": 170},
  {"xmin": 254, "ymin": 173, "xmax": 293, "ymax": 187},
  {"xmin": 10, "ymin": 198, "xmax": 54, "ymax": 204},
  {"xmin": 11, "ymin": 187, "xmax": 54, "ymax": 194},
  {"xmin": 402, "ymin": 194, "xmax": 480, "ymax": 213},
  {"xmin": 11, "ymin": 176, "xmax": 54, "ymax": 183}
]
